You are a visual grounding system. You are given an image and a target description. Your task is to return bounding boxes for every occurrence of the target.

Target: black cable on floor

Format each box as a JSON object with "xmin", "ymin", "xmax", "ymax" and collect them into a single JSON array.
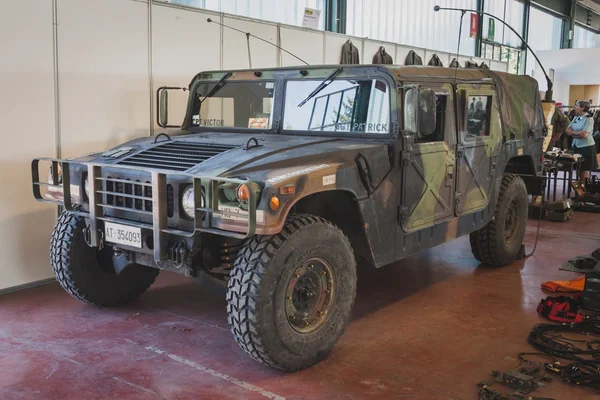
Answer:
[
  {"xmin": 525, "ymin": 201, "xmax": 545, "ymax": 258},
  {"xmin": 525, "ymin": 173, "xmax": 549, "ymax": 258},
  {"xmin": 528, "ymin": 322, "xmax": 600, "ymax": 392}
]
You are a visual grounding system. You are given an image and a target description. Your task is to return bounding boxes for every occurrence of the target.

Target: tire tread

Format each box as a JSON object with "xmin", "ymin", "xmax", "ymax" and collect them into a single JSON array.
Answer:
[
  {"xmin": 51, "ymin": 211, "xmax": 158, "ymax": 306},
  {"xmin": 226, "ymin": 213, "xmax": 354, "ymax": 370},
  {"xmin": 470, "ymin": 173, "xmax": 524, "ymax": 267}
]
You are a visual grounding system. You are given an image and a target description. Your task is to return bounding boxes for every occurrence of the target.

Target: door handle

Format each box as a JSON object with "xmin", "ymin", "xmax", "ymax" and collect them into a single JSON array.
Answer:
[{"xmin": 445, "ymin": 164, "xmax": 454, "ymax": 187}]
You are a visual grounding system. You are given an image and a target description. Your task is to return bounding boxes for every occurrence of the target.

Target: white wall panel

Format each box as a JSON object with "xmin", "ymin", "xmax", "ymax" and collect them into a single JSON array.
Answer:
[
  {"xmin": 280, "ymin": 27, "xmax": 324, "ymax": 66},
  {"xmin": 223, "ymin": 16, "xmax": 278, "ymax": 69},
  {"xmin": 0, "ymin": 0, "xmax": 56, "ymax": 290},
  {"xmin": 57, "ymin": 0, "xmax": 150, "ymax": 159},
  {"xmin": 152, "ymin": 5, "xmax": 221, "ymax": 130}
]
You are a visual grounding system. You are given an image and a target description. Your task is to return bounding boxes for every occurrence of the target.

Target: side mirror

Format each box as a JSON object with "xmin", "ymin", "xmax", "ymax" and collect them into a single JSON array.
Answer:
[
  {"xmin": 159, "ymin": 89, "xmax": 168, "ymax": 127},
  {"xmin": 156, "ymin": 86, "xmax": 187, "ymax": 128},
  {"xmin": 418, "ymin": 89, "xmax": 437, "ymax": 136}
]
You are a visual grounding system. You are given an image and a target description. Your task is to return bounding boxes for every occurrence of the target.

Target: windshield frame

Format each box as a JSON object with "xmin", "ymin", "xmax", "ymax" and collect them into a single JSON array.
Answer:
[
  {"xmin": 280, "ymin": 75, "xmax": 396, "ymax": 139},
  {"xmin": 185, "ymin": 76, "xmax": 281, "ymax": 134}
]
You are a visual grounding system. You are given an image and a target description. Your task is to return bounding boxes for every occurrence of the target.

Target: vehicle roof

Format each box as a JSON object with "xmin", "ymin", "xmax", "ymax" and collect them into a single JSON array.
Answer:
[
  {"xmin": 192, "ymin": 64, "xmax": 546, "ymax": 141},
  {"xmin": 196, "ymin": 64, "xmax": 537, "ymax": 85}
]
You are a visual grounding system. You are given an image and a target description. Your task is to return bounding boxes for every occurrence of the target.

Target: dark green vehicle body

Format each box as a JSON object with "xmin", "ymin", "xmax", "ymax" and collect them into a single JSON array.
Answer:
[{"xmin": 32, "ymin": 64, "xmax": 546, "ymax": 277}]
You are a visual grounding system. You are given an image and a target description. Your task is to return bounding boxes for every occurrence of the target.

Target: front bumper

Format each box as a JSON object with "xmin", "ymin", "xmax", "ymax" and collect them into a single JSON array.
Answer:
[{"xmin": 32, "ymin": 158, "xmax": 259, "ymax": 262}]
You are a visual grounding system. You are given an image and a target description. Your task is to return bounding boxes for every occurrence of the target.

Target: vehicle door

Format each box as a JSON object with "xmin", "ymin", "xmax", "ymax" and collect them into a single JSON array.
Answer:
[
  {"xmin": 455, "ymin": 86, "xmax": 501, "ymax": 215},
  {"xmin": 400, "ymin": 83, "xmax": 456, "ymax": 232}
]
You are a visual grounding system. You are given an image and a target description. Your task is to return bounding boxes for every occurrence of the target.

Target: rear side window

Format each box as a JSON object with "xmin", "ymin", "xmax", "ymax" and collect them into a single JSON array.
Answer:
[
  {"xmin": 416, "ymin": 94, "xmax": 447, "ymax": 143},
  {"xmin": 466, "ymin": 95, "xmax": 492, "ymax": 137}
]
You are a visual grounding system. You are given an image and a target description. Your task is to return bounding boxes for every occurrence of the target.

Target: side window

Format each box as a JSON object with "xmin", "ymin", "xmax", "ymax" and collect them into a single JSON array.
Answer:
[
  {"xmin": 466, "ymin": 95, "xmax": 492, "ymax": 137},
  {"xmin": 283, "ymin": 79, "xmax": 390, "ymax": 134},
  {"xmin": 416, "ymin": 94, "xmax": 447, "ymax": 143}
]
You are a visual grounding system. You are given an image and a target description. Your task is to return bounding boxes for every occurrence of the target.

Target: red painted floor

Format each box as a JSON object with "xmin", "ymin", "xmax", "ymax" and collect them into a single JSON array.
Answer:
[{"xmin": 1, "ymin": 211, "xmax": 599, "ymax": 399}]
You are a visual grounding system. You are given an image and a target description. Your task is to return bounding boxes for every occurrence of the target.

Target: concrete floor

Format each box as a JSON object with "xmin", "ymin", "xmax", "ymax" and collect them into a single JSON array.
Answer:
[{"xmin": 1, "ymin": 211, "xmax": 599, "ymax": 399}]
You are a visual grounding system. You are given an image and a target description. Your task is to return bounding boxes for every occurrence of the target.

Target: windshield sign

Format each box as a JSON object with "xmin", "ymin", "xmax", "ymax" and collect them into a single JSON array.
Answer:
[
  {"xmin": 283, "ymin": 79, "xmax": 390, "ymax": 134},
  {"xmin": 191, "ymin": 80, "xmax": 275, "ymax": 129}
]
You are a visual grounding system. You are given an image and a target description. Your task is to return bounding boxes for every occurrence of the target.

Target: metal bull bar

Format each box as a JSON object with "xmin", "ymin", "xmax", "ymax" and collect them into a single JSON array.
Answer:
[{"xmin": 31, "ymin": 158, "xmax": 258, "ymax": 262}]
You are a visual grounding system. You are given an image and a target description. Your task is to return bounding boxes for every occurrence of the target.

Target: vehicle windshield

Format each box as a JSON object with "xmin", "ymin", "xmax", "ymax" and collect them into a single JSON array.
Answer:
[
  {"xmin": 190, "ymin": 79, "xmax": 275, "ymax": 129},
  {"xmin": 283, "ymin": 78, "xmax": 390, "ymax": 134}
]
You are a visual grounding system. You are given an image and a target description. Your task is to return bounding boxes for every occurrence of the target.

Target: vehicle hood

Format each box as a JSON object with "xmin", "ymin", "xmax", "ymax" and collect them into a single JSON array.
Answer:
[{"xmin": 78, "ymin": 131, "xmax": 390, "ymax": 183}]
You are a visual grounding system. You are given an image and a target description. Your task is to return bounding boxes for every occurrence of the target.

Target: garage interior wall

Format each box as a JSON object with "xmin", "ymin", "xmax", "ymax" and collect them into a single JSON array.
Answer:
[
  {"xmin": 534, "ymin": 48, "xmax": 600, "ymax": 105},
  {"xmin": 0, "ymin": 0, "xmax": 507, "ymax": 292},
  {"xmin": 568, "ymin": 85, "xmax": 600, "ymax": 105}
]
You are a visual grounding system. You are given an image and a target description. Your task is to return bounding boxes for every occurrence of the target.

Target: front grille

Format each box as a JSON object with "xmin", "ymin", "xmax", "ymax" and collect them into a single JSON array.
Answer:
[
  {"xmin": 116, "ymin": 141, "xmax": 239, "ymax": 172},
  {"xmin": 102, "ymin": 177, "xmax": 174, "ymax": 217}
]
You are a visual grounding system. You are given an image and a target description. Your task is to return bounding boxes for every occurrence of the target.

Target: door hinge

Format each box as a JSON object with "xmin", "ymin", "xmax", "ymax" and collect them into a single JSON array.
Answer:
[
  {"xmin": 400, "ymin": 150, "xmax": 412, "ymax": 166},
  {"xmin": 491, "ymin": 155, "xmax": 498, "ymax": 172},
  {"xmin": 454, "ymin": 191, "xmax": 463, "ymax": 214},
  {"xmin": 397, "ymin": 205, "xmax": 408, "ymax": 224},
  {"xmin": 455, "ymin": 191, "xmax": 462, "ymax": 203}
]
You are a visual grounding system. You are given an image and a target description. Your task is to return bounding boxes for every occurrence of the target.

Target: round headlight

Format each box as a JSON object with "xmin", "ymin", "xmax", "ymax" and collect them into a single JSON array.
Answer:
[{"xmin": 182, "ymin": 186, "xmax": 205, "ymax": 219}]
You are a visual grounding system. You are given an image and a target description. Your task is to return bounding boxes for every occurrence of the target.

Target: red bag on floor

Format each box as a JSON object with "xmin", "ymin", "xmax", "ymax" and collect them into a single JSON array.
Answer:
[{"xmin": 536, "ymin": 295, "xmax": 585, "ymax": 323}]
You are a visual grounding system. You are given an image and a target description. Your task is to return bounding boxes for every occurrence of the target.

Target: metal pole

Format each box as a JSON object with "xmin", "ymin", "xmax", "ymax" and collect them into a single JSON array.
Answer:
[
  {"xmin": 568, "ymin": 0, "xmax": 578, "ymax": 48},
  {"xmin": 52, "ymin": 0, "xmax": 62, "ymax": 218},
  {"xmin": 148, "ymin": 0, "xmax": 155, "ymax": 136},
  {"xmin": 52, "ymin": 0, "xmax": 61, "ymax": 159}
]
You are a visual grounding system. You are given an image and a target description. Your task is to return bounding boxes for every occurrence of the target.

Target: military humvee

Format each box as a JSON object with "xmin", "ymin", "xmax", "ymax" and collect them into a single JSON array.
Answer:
[{"xmin": 32, "ymin": 64, "xmax": 546, "ymax": 371}]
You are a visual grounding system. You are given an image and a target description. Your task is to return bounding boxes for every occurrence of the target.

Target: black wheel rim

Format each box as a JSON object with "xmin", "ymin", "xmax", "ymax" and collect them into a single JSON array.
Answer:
[
  {"xmin": 285, "ymin": 258, "xmax": 335, "ymax": 334},
  {"xmin": 504, "ymin": 199, "xmax": 520, "ymax": 244}
]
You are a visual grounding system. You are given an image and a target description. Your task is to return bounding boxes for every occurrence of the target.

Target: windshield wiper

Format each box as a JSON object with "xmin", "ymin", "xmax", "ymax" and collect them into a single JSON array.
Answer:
[
  {"xmin": 199, "ymin": 72, "xmax": 232, "ymax": 104},
  {"xmin": 297, "ymin": 68, "xmax": 343, "ymax": 107}
]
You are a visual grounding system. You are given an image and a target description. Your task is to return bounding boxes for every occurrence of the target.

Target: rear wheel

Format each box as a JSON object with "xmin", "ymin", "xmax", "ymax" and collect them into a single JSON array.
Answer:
[
  {"xmin": 470, "ymin": 174, "xmax": 528, "ymax": 267},
  {"xmin": 51, "ymin": 211, "xmax": 159, "ymax": 306},
  {"xmin": 226, "ymin": 214, "xmax": 357, "ymax": 371}
]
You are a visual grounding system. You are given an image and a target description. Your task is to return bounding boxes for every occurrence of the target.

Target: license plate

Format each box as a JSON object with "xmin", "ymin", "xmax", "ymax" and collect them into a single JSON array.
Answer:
[{"xmin": 104, "ymin": 222, "xmax": 142, "ymax": 248}]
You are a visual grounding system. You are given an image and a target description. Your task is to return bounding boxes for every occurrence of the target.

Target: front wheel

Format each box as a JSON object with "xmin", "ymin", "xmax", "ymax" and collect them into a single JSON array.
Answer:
[
  {"xmin": 226, "ymin": 214, "xmax": 357, "ymax": 371},
  {"xmin": 470, "ymin": 173, "xmax": 529, "ymax": 267},
  {"xmin": 50, "ymin": 211, "xmax": 159, "ymax": 306}
]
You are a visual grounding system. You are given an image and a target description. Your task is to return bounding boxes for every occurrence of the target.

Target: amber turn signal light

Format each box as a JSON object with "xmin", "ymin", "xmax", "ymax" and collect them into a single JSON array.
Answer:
[
  {"xmin": 237, "ymin": 184, "xmax": 249, "ymax": 201},
  {"xmin": 279, "ymin": 185, "xmax": 296, "ymax": 195},
  {"xmin": 269, "ymin": 196, "xmax": 280, "ymax": 211}
]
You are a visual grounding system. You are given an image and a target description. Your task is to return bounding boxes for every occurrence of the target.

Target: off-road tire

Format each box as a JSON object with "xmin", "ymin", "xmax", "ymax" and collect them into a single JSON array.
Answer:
[
  {"xmin": 51, "ymin": 211, "xmax": 159, "ymax": 306},
  {"xmin": 226, "ymin": 214, "xmax": 357, "ymax": 371},
  {"xmin": 470, "ymin": 173, "xmax": 528, "ymax": 267}
]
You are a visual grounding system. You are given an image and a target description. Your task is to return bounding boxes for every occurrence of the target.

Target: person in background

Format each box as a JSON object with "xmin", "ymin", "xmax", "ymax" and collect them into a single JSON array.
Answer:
[
  {"xmin": 568, "ymin": 101, "xmax": 578, "ymax": 120},
  {"xmin": 566, "ymin": 100, "xmax": 598, "ymax": 182}
]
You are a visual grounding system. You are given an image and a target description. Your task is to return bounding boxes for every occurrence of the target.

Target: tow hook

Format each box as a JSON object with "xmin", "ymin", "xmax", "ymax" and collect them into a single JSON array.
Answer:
[
  {"xmin": 83, "ymin": 226, "xmax": 104, "ymax": 250},
  {"xmin": 171, "ymin": 241, "xmax": 189, "ymax": 268}
]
